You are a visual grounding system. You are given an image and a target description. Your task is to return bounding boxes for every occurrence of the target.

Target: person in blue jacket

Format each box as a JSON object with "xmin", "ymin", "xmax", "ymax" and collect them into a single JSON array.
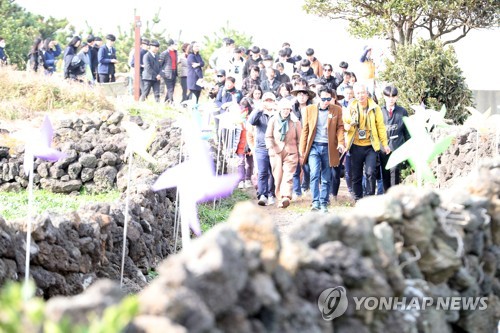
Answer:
[
  {"xmin": 98, "ymin": 34, "xmax": 118, "ymax": 83},
  {"xmin": 0, "ymin": 37, "xmax": 8, "ymax": 66},
  {"xmin": 42, "ymin": 38, "xmax": 61, "ymax": 75}
]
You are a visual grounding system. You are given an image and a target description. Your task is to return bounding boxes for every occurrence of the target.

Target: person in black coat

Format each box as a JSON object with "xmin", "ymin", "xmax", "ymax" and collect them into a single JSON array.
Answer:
[
  {"xmin": 87, "ymin": 36, "xmax": 102, "ymax": 82},
  {"xmin": 379, "ymin": 85, "xmax": 410, "ymax": 191},
  {"xmin": 159, "ymin": 39, "xmax": 178, "ymax": 104},
  {"xmin": 63, "ymin": 36, "xmax": 82, "ymax": 80},
  {"xmin": 140, "ymin": 40, "xmax": 161, "ymax": 102}
]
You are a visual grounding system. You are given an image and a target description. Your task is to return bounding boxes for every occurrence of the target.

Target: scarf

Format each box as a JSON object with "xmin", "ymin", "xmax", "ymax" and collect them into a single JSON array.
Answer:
[{"xmin": 278, "ymin": 114, "xmax": 290, "ymax": 142}]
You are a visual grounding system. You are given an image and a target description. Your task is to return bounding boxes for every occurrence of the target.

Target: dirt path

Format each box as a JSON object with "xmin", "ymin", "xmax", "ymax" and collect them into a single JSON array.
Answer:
[{"xmin": 243, "ymin": 179, "xmax": 355, "ymax": 235}]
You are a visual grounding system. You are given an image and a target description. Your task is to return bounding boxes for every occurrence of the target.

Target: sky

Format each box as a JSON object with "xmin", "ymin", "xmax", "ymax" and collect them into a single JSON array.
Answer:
[{"xmin": 14, "ymin": 0, "xmax": 500, "ymax": 90}]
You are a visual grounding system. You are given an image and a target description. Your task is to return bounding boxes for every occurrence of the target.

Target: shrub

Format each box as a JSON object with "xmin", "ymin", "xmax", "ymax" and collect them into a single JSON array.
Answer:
[{"xmin": 379, "ymin": 39, "xmax": 473, "ymax": 124}]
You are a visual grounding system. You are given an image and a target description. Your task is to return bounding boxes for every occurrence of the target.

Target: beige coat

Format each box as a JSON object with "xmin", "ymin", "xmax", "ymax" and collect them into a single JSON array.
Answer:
[{"xmin": 299, "ymin": 103, "xmax": 345, "ymax": 167}]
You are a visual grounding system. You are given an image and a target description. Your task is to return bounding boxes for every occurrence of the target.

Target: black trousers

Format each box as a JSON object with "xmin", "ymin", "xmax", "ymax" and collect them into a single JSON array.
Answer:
[
  {"xmin": 379, "ymin": 151, "xmax": 401, "ymax": 192},
  {"xmin": 99, "ymin": 73, "xmax": 115, "ymax": 83},
  {"xmin": 140, "ymin": 79, "xmax": 160, "ymax": 102},
  {"xmin": 163, "ymin": 71, "xmax": 177, "ymax": 103},
  {"xmin": 350, "ymin": 144, "xmax": 378, "ymax": 200}
]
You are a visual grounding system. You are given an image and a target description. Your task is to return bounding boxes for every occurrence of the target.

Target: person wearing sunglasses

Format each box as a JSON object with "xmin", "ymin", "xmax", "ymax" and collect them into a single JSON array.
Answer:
[
  {"xmin": 299, "ymin": 86, "xmax": 345, "ymax": 213},
  {"xmin": 321, "ymin": 63, "xmax": 338, "ymax": 92}
]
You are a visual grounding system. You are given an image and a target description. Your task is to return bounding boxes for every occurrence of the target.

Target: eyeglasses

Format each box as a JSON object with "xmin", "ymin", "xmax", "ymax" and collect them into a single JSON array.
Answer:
[
  {"xmin": 324, "ymin": 69, "xmax": 332, "ymax": 72},
  {"xmin": 320, "ymin": 97, "xmax": 332, "ymax": 102},
  {"xmin": 217, "ymin": 75, "xmax": 224, "ymax": 77},
  {"xmin": 264, "ymin": 99, "xmax": 275, "ymax": 102}
]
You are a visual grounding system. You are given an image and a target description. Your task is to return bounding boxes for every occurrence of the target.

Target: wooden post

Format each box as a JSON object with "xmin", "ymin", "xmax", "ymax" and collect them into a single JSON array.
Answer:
[{"xmin": 134, "ymin": 16, "xmax": 141, "ymax": 101}]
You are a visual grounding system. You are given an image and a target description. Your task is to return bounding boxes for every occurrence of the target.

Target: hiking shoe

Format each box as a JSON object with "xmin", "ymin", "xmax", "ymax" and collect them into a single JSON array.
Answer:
[
  {"xmin": 281, "ymin": 198, "xmax": 290, "ymax": 208},
  {"xmin": 311, "ymin": 204, "xmax": 320, "ymax": 211},
  {"xmin": 244, "ymin": 180, "xmax": 253, "ymax": 188},
  {"xmin": 258, "ymin": 195, "xmax": 267, "ymax": 206},
  {"xmin": 267, "ymin": 196, "xmax": 276, "ymax": 205},
  {"xmin": 320, "ymin": 206, "xmax": 328, "ymax": 213},
  {"xmin": 238, "ymin": 181, "xmax": 245, "ymax": 189}
]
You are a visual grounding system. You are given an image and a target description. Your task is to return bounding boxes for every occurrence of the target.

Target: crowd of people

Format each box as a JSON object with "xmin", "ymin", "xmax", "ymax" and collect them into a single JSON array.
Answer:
[
  {"xmin": 0, "ymin": 33, "xmax": 410, "ymax": 211},
  {"xmin": 196, "ymin": 38, "xmax": 409, "ymax": 212}
]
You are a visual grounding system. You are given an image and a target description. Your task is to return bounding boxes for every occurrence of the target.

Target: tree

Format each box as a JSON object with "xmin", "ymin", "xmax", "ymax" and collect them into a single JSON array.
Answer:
[
  {"xmin": 303, "ymin": 0, "xmax": 500, "ymax": 54},
  {"xmin": 0, "ymin": 0, "xmax": 67, "ymax": 69},
  {"xmin": 379, "ymin": 39, "xmax": 473, "ymax": 124}
]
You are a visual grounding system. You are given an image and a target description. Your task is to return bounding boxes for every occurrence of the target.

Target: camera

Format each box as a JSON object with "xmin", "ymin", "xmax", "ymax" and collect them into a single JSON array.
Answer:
[
  {"xmin": 358, "ymin": 129, "xmax": 367, "ymax": 139},
  {"xmin": 234, "ymin": 66, "xmax": 240, "ymax": 74}
]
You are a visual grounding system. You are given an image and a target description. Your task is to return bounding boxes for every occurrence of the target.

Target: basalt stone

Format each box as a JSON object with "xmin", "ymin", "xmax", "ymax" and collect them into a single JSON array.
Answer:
[
  {"xmin": 107, "ymin": 111, "xmax": 124, "ymax": 125},
  {"xmin": 49, "ymin": 165, "xmax": 66, "ymax": 179},
  {"xmin": 93, "ymin": 166, "xmax": 117, "ymax": 190},
  {"xmin": 81, "ymin": 168, "xmax": 95, "ymax": 183},
  {"xmin": 79, "ymin": 154, "xmax": 97, "ymax": 168},
  {"xmin": 101, "ymin": 151, "xmax": 118, "ymax": 166},
  {"xmin": 68, "ymin": 162, "xmax": 82, "ymax": 180}
]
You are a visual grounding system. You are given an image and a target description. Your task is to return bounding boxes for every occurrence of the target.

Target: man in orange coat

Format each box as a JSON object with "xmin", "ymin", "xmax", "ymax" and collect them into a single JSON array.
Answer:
[{"xmin": 299, "ymin": 86, "xmax": 345, "ymax": 212}]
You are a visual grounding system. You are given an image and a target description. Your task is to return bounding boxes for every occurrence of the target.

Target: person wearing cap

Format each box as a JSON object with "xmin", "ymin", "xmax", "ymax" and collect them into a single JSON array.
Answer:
[
  {"xmin": 299, "ymin": 86, "xmax": 345, "ymax": 213},
  {"xmin": 290, "ymin": 84, "xmax": 315, "ymax": 198},
  {"xmin": 334, "ymin": 61, "xmax": 349, "ymax": 87},
  {"xmin": 128, "ymin": 38, "xmax": 149, "ymax": 94},
  {"xmin": 248, "ymin": 91, "xmax": 277, "ymax": 206},
  {"xmin": 259, "ymin": 54, "xmax": 279, "ymax": 82},
  {"xmin": 242, "ymin": 46, "xmax": 262, "ymax": 80},
  {"xmin": 159, "ymin": 39, "xmax": 178, "ymax": 104},
  {"xmin": 297, "ymin": 59, "xmax": 318, "ymax": 82},
  {"xmin": 379, "ymin": 85, "xmax": 410, "ymax": 191},
  {"xmin": 265, "ymin": 98, "xmax": 302, "ymax": 208},
  {"xmin": 343, "ymin": 82, "xmax": 390, "ymax": 201},
  {"xmin": 241, "ymin": 65, "xmax": 261, "ymax": 97},
  {"xmin": 97, "ymin": 34, "xmax": 118, "ymax": 83},
  {"xmin": 209, "ymin": 37, "xmax": 235, "ymax": 74},
  {"xmin": 305, "ymin": 48, "xmax": 323, "ymax": 78},
  {"xmin": 140, "ymin": 40, "xmax": 161, "ymax": 102},
  {"xmin": 208, "ymin": 69, "xmax": 226, "ymax": 99}
]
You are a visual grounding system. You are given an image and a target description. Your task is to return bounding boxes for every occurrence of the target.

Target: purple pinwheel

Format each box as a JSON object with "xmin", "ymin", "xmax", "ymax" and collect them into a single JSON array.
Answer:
[
  {"xmin": 23, "ymin": 115, "xmax": 66, "ymax": 176},
  {"xmin": 22, "ymin": 114, "xmax": 65, "ymax": 299},
  {"xmin": 152, "ymin": 117, "xmax": 240, "ymax": 241}
]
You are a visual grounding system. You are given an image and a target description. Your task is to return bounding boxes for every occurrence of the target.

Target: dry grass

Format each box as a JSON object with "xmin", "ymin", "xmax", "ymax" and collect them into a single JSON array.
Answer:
[{"xmin": 0, "ymin": 67, "xmax": 114, "ymax": 120}]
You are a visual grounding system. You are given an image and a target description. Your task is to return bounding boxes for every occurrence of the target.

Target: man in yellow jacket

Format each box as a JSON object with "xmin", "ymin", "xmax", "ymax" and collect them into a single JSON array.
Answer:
[{"xmin": 344, "ymin": 83, "xmax": 390, "ymax": 201}]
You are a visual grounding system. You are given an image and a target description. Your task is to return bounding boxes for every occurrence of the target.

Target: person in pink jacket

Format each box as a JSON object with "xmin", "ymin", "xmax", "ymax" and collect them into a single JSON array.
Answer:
[{"xmin": 265, "ymin": 98, "xmax": 302, "ymax": 208}]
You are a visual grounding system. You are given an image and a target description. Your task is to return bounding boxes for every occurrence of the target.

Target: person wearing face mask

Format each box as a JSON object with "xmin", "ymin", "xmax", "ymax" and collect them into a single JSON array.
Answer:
[
  {"xmin": 0, "ymin": 37, "xmax": 8, "ymax": 66},
  {"xmin": 265, "ymin": 98, "xmax": 302, "ymax": 208},
  {"xmin": 299, "ymin": 86, "xmax": 345, "ymax": 213},
  {"xmin": 249, "ymin": 91, "xmax": 278, "ymax": 206}
]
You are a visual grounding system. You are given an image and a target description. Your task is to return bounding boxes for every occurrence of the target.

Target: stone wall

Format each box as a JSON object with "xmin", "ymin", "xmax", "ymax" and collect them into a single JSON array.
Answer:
[
  {"xmin": 0, "ymin": 165, "xmax": 179, "ymax": 298},
  {"xmin": 43, "ymin": 159, "xmax": 500, "ymax": 333},
  {"xmin": 431, "ymin": 126, "xmax": 498, "ymax": 188},
  {"xmin": 0, "ymin": 111, "xmax": 184, "ymax": 193}
]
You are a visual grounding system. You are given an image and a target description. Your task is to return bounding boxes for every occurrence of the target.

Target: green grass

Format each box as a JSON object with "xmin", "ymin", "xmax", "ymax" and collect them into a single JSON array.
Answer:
[
  {"xmin": 0, "ymin": 189, "xmax": 120, "ymax": 220},
  {"xmin": 198, "ymin": 189, "xmax": 252, "ymax": 232}
]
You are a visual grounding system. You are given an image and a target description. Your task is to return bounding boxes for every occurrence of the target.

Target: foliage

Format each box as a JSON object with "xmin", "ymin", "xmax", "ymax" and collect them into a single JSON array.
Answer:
[
  {"xmin": 0, "ymin": 67, "xmax": 114, "ymax": 120},
  {"xmin": 0, "ymin": 0, "xmax": 67, "ymax": 70},
  {"xmin": 198, "ymin": 189, "xmax": 252, "ymax": 232},
  {"xmin": 379, "ymin": 39, "xmax": 473, "ymax": 124},
  {"xmin": 0, "ymin": 188, "xmax": 120, "ymax": 220},
  {"xmin": 0, "ymin": 281, "xmax": 138, "ymax": 333},
  {"xmin": 303, "ymin": 0, "xmax": 500, "ymax": 53},
  {"xmin": 201, "ymin": 22, "xmax": 253, "ymax": 67}
]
